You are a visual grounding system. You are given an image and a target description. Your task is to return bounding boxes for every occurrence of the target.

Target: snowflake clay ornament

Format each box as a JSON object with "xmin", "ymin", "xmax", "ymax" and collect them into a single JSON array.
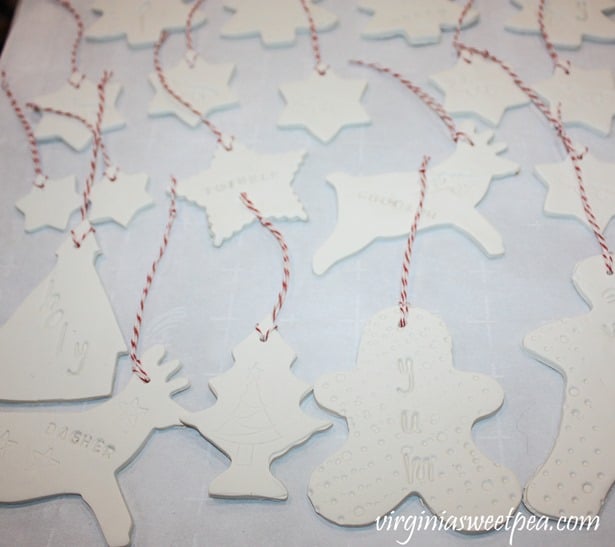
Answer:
[
  {"xmin": 86, "ymin": 0, "xmax": 207, "ymax": 48},
  {"xmin": 523, "ymin": 254, "xmax": 615, "ymax": 519},
  {"xmin": 358, "ymin": 0, "xmax": 480, "ymax": 46},
  {"xmin": 313, "ymin": 123, "xmax": 519, "ymax": 275},
  {"xmin": 505, "ymin": 0, "xmax": 615, "ymax": 49},
  {"xmin": 221, "ymin": 0, "xmax": 338, "ymax": 47},
  {"xmin": 309, "ymin": 307, "xmax": 522, "ymax": 528},
  {"xmin": 534, "ymin": 150, "xmax": 615, "ymax": 232}
]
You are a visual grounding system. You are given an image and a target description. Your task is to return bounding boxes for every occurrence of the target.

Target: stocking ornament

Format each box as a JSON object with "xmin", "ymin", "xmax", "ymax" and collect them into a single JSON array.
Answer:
[{"xmin": 181, "ymin": 194, "xmax": 330, "ymax": 500}]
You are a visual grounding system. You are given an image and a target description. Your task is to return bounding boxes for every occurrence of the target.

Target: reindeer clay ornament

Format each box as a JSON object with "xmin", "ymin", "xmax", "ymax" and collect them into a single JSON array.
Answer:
[
  {"xmin": 309, "ymin": 157, "xmax": 522, "ymax": 529},
  {"xmin": 181, "ymin": 194, "xmax": 330, "ymax": 500}
]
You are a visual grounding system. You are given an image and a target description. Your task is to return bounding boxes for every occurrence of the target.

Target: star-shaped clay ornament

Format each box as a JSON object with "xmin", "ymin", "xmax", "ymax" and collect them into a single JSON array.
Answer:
[
  {"xmin": 86, "ymin": 0, "xmax": 207, "ymax": 48},
  {"xmin": 524, "ymin": 254, "xmax": 615, "ymax": 519},
  {"xmin": 535, "ymin": 151, "xmax": 615, "ymax": 232},
  {"xmin": 89, "ymin": 169, "xmax": 154, "ymax": 227},
  {"xmin": 15, "ymin": 176, "xmax": 81, "ymax": 232},
  {"xmin": 358, "ymin": 0, "xmax": 479, "ymax": 45},
  {"xmin": 148, "ymin": 53, "xmax": 237, "ymax": 127},
  {"xmin": 278, "ymin": 68, "xmax": 370, "ymax": 142},
  {"xmin": 175, "ymin": 142, "xmax": 307, "ymax": 245},
  {"xmin": 221, "ymin": 0, "xmax": 338, "ymax": 46},
  {"xmin": 533, "ymin": 64, "xmax": 615, "ymax": 136},
  {"xmin": 430, "ymin": 55, "xmax": 530, "ymax": 126},
  {"xmin": 505, "ymin": 0, "xmax": 615, "ymax": 49},
  {"xmin": 31, "ymin": 77, "xmax": 124, "ymax": 151}
]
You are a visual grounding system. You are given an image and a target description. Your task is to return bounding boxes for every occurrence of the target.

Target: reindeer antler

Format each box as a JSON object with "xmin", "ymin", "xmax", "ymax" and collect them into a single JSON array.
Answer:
[{"xmin": 139, "ymin": 345, "xmax": 191, "ymax": 396}]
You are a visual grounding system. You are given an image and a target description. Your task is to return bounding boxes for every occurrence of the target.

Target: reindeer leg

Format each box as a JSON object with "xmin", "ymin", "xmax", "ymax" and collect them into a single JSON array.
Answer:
[
  {"xmin": 443, "ymin": 204, "xmax": 504, "ymax": 257},
  {"xmin": 313, "ymin": 225, "xmax": 377, "ymax": 275}
]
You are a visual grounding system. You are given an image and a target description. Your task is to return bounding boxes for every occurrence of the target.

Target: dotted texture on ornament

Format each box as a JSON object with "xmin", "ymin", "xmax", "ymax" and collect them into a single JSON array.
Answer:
[
  {"xmin": 309, "ymin": 307, "xmax": 522, "ymax": 528},
  {"xmin": 86, "ymin": 0, "xmax": 207, "ymax": 48},
  {"xmin": 31, "ymin": 78, "xmax": 124, "ymax": 151},
  {"xmin": 313, "ymin": 124, "xmax": 519, "ymax": 275},
  {"xmin": 523, "ymin": 254, "xmax": 615, "ymax": 519},
  {"xmin": 535, "ymin": 151, "xmax": 615, "ymax": 232},
  {"xmin": 533, "ymin": 64, "xmax": 615, "ymax": 136},
  {"xmin": 0, "ymin": 346, "xmax": 190, "ymax": 547},
  {"xmin": 181, "ymin": 329, "xmax": 330, "ymax": 500},
  {"xmin": 505, "ymin": 0, "xmax": 615, "ymax": 49},
  {"xmin": 175, "ymin": 142, "xmax": 307, "ymax": 246},
  {"xmin": 358, "ymin": 0, "xmax": 479, "ymax": 46},
  {"xmin": 430, "ymin": 55, "xmax": 530, "ymax": 126},
  {"xmin": 221, "ymin": 0, "xmax": 338, "ymax": 46},
  {"xmin": 0, "ymin": 222, "xmax": 126, "ymax": 402}
]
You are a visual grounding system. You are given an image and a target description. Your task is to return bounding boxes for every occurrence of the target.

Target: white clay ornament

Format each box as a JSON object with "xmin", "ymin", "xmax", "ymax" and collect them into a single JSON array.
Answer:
[
  {"xmin": 278, "ymin": 68, "xmax": 370, "ymax": 142},
  {"xmin": 182, "ymin": 328, "xmax": 330, "ymax": 499},
  {"xmin": 0, "ymin": 221, "xmax": 127, "ymax": 402},
  {"xmin": 15, "ymin": 175, "xmax": 81, "ymax": 232},
  {"xmin": 89, "ymin": 168, "xmax": 154, "ymax": 227},
  {"xmin": 31, "ymin": 76, "xmax": 124, "ymax": 151},
  {"xmin": 313, "ymin": 124, "xmax": 519, "ymax": 274},
  {"xmin": 86, "ymin": 0, "xmax": 207, "ymax": 48},
  {"xmin": 430, "ymin": 55, "xmax": 530, "ymax": 126},
  {"xmin": 523, "ymin": 254, "xmax": 615, "ymax": 518},
  {"xmin": 533, "ymin": 64, "xmax": 615, "ymax": 136},
  {"xmin": 505, "ymin": 0, "xmax": 615, "ymax": 49},
  {"xmin": 175, "ymin": 142, "xmax": 307, "ymax": 245},
  {"xmin": 221, "ymin": 0, "xmax": 338, "ymax": 47},
  {"xmin": 148, "ymin": 52, "xmax": 238, "ymax": 127},
  {"xmin": 535, "ymin": 151, "xmax": 615, "ymax": 232},
  {"xmin": 0, "ymin": 345, "xmax": 190, "ymax": 547},
  {"xmin": 309, "ymin": 307, "xmax": 522, "ymax": 527},
  {"xmin": 358, "ymin": 0, "xmax": 480, "ymax": 46}
]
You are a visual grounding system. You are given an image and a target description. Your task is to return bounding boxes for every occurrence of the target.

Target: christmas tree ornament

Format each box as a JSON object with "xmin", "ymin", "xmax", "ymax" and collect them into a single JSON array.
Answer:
[
  {"xmin": 277, "ymin": 0, "xmax": 370, "ymax": 142},
  {"xmin": 29, "ymin": 1, "xmax": 125, "ymax": 151},
  {"xmin": 309, "ymin": 157, "xmax": 521, "ymax": 528},
  {"xmin": 148, "ymin": 0, "xmax": 238, "ymax": 127},
  {"xmin": 221, "ymin": 0, "xmax": 338, "ymax": 47},
  {"xmin": 358, "ymin": 0, "xmax": 479, "ymax": 46},
  {"xmin": 86, "ymin": 0, "xmax": 207, "ymax": 48},
  {"xmin": 524, "ymin": 254, "xmax": 615, "ymax": 519},
  {"xmin": 181, "ymin": 194, "xmax": 330, "ymax": 500},
  {"xmin": 154, "ymin": 31, "xmax": 308, "ymax": 245},
  {"xmin": 1, "ymin": 72, "xmax": 80, "ymax": 232},
  {"xmin": 505, "ymin": 0, "xmax": 615, "ymax": 49},
  {"xmin": 0, "ymin": 73, "xmax": 128, "ymax": 402}
]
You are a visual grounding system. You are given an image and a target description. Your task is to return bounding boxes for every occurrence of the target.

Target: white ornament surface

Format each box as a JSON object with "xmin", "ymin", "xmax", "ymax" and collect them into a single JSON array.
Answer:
[
  {"xmin": 15, "ymin": 176, "xmax": 80, "ymax": 232},
  {"xmin": 0, "ymin": 222, "xmax": 127, "ymax": 402},
  {"xmin": 523, "ymin": 254, "xmax": 615, "ymax": 518},
  {"xmin": 278, "ymin": 68, "xmax": 370, "ymax": 142},
  {"xmin": 181, "ymin": 329, "xmax": 330, "ymax": 500},
  {"xmin": 89, "ymin": 169, "xmax": 154, "ymax": 227},
  {"xmin": 313, "ymin": 124, "xmax": 519, "ymax": 274},
  {"xmin": 175, "ymin": 141, "xmax": 307, "ymax": 246},
  {"xmin": 0, "ymin": 345, "xmax": 190, "ymax": 547},
  {"xmin": 221, "ymin": 0, "xmax": 338, "ymax": 47},
  {"xmin": 148, "ymin": 53, "xmax": 237, "ymax": 127},
  {"xmin": 535, "ymin": 151, "xmax": 615, "ymax": 232},
  {"xmin": 533, "ymin": 64, "xmax": 615, "ymax": 136},
  {"xmin": 430, "ymin": 55, "xmax": 530, "ymax": 126},
  {"xmin": 358, "ymin": 0, "xmax": 479, "ymax": 46},
  {"xmin": 505, "ymin": 0, "xmax": 615, "ymax": 49},
  {"xmin": 309, "ymin": 307, "xmax": 522, "ymax": 528},
  {"xmin": 86, "ymin": 0, "xmax": 207, "ymax": 48},
  {"xmin": 31, "ymin": 78, "xmax": 124, "ymax": 151}
]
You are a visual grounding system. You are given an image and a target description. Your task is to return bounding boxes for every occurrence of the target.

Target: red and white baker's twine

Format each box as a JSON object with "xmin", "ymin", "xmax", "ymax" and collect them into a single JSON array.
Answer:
[
  {"xmin": 1, "ymin": 71, "xmax": 46, "ymax": 187},
  {"xmin": 399, "ymin": 156, "xmax": 430, "ymax": 328},
  {"xmin": 350, "ymin": 60, "xmax": 473, "ymax": 145},
  {"xmin": 154, "ymin": 31, "xmax": 233, "ymax": 150},
  {"xmin": 57, "ymin": 0, "xmax": 85, "ymax": 86},
  {"xmin": 453, "ymin": 0, "xmax": 613, "ymax": 275},
  {"xmin": 185, "ymin": 0, "xmax": 205, "ymax": 59},
  {"xmin": 299, "ymin": 0, "xmax": 327, "ymax": 75},
  {"xmin": 130, "ymin": 177, "xmax": 179, "ymax": 383},
  {"xmin": 537, "ymin": 0, "xmax": 570, "ymax": 74},
  {"xmin": 240, "ymin": 193, "xmax": 291, "ymax": 342}
]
